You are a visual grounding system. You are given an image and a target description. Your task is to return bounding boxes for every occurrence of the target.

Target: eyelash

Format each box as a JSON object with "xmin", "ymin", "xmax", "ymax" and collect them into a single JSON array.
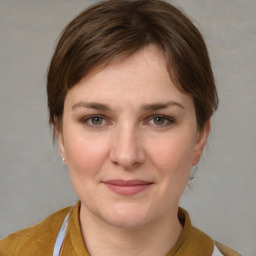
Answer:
[
  {"xmin": 80, "ymin": 115, "xmax": 109, "ymax": 129},
  {"xmin": 80, "ymin": 114, "xmax": 175, "ymax": 129},
  {"xmin": 147, "ymin": 115, "xmax": 175, "ymax": 127}
]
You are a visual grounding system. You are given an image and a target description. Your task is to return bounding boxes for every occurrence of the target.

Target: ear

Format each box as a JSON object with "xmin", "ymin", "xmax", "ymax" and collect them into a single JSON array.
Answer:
[
  {"xmin": 192, "ymin": 120, "xmax": 210, "ymax": 166},
  {"xmin": 57, "ymin": 132, "xmax": 66, "ymax": 161},
  {"xmin": 54, "ymin": 117, "xmax": 66, "ymax": 160}
]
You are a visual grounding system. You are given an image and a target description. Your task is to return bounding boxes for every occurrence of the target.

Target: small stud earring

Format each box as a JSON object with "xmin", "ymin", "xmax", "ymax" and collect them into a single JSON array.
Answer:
[
  {"xmin": 62, "ymin": 158, "xmax": 66, "ymax": 164},
  {"xmin": 193, "ymin": 156, "xmax": 200, "ymax": 166}
]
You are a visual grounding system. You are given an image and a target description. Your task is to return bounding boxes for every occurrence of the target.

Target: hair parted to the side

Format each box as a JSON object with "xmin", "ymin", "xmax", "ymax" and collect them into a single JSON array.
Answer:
[{"xmin": 47, "ymin": 0, "xmax": 218, "ymax": 135}]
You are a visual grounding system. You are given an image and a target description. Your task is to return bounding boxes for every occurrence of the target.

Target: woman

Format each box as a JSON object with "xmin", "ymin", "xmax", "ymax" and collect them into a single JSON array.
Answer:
[{"xmin": 0, "ymin": 0, "xmax": 240, "ymax": 255}]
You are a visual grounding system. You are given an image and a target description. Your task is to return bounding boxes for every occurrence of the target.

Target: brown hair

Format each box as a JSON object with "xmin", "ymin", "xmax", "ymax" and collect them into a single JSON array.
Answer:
[{"xmin": 47, "ymin": 0, "xmax": 218, "ymax": 133}]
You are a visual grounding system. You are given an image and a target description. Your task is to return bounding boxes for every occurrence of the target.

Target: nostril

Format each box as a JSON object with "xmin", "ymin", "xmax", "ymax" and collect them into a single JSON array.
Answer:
[
  {"xmin": 112, "ymin": 161, "xmax": 119, "ymax": 166},
  {"xmin": 132, "ymin": 161, "xmax": 140, "ymax": 168}
]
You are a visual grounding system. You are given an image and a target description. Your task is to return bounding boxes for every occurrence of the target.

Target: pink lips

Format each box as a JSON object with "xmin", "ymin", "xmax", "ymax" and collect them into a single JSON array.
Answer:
[{"xmin": 103, "ymin": 179, "xmax": 153, "ymax": 196}]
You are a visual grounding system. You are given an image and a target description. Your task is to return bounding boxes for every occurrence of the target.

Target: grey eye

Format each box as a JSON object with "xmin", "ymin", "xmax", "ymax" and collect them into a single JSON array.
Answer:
[
  {"xmin": 90, "ymin": 116, "xmax": 104, "ymax": 125},
  {"xmin": 153, "ymin": 116, "xmax": 166, "ymax": 125}
]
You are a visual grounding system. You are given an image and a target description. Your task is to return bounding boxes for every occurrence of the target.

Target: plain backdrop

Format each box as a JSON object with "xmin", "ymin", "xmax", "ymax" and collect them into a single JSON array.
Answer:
[{"xmin": 0, "ymin": 1, "xmax": 255, "ymax": 255}]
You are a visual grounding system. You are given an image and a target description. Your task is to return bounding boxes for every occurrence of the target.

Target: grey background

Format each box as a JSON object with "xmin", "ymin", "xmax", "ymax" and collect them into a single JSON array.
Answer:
[{"xmin": 0, "ymin": 0, "xmax": 255, "ymax": 255}]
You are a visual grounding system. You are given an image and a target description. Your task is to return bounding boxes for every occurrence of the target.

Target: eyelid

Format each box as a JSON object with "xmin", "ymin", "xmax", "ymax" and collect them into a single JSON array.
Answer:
[
  {"xmin": 79, "ymin": 114, "xmax": 175, "ymax": 128},
  {"xmin": 146, "ymin": 114, "xmax": 175, "ymax": 126},
  {"xmin": 80, "ymin": 114, "xmax": 110, "ymax": 128}
]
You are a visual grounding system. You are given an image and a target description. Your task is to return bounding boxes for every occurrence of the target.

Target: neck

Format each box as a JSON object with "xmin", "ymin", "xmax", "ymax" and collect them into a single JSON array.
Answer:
[{"xmin": 79, "ymin": 205, "xmax": 183, "ymax": 256}]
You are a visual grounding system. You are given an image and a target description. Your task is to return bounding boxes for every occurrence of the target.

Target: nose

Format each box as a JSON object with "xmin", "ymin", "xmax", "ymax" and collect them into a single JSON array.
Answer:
[{"xmin": 109, "ymin": 124, "xmax": 146, "ymax": 170}]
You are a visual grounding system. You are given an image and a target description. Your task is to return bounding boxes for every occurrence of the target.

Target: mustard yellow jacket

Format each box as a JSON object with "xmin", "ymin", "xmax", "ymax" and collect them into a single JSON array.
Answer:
[{"xmin": 0, "ymin": 202, "xmax": 240, "ymax": 256}]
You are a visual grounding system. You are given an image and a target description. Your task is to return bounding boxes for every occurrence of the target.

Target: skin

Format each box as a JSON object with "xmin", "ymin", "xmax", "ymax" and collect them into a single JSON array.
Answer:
[{"xmin": 58, "ymin": 45, "xmax": 210, "ymax": 256}]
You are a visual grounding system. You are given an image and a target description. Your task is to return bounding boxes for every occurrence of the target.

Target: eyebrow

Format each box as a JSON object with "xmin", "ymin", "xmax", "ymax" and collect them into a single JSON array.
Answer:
[
  {"xmin": 71, "ymin": 101, "xmax": 184, "ymax": 111},
  {"xmin": 72, "ymin": 102, "xmax": 111, "ymax": 111},
  {"xmin": 140, "ymin": 101, "xmax": 185, "ymax": 111}
]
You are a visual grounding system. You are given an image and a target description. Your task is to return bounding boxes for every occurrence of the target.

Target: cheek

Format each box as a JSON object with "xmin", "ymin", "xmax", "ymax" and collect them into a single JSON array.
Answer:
[
  {"xmin": 64, "ymin": 133, "xmax": 109, "ymax": 178},
  {"xmin": 148, "ymin": 133, "xmax": 196, "ymax": 171},
  {"xmin": 147, "ymin": 133, "xmax": 196, "ymax": 192}
]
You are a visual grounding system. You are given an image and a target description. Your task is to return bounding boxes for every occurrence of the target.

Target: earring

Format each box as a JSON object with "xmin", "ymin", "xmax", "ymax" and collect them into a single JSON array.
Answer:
[
  {"xmin": 193, "ymin": 156, "xmax": 200, "ymax": 166},
  {"xmin": 62, "ymin": 157, "xmax": 66, "ymax": 165}
]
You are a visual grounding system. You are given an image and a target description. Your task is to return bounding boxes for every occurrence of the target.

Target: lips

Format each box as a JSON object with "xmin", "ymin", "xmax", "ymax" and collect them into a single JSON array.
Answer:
[{"xmin": 103, "ymin": 179, "xmax": 153, "ymax": 196}]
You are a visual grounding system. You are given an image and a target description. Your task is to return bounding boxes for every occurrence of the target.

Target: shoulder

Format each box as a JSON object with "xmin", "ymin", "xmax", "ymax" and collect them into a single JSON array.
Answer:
[
  {"xmin": 178, "ymin": 208, "xmax": 240, "ymax": 256},
  {"xmin": 0, "ymin": 206, "xmax": 72, "ymax": 256},
  {"xmin": 189, "ymin": 226, "xmax": 240, "ymax": 256}
]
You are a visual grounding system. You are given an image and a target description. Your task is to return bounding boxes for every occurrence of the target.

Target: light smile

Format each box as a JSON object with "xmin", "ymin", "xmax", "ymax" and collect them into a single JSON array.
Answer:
[{"xmin": 102, "ymin": 179, "xmax": 154, "ymax": 196}]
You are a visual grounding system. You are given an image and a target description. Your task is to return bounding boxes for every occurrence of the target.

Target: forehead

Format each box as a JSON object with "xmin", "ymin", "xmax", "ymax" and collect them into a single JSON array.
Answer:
[
  {"xmin": 64, "ymin": 45, "xmax": 193, "ymax": 110},
  {"xmin": 84, "ymin": 44, "xmax": 169, "ymax": 84}
]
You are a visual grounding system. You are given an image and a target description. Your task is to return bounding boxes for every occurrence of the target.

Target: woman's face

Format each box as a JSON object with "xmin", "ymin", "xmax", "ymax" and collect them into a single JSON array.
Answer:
[{"xmin": 58, "ymin": 45, "xmax": 209, "ymax": 229}]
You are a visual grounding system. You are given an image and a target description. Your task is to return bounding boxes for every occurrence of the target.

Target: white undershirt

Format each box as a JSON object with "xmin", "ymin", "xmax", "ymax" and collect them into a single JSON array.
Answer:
[{"xmin": 212, "ymin": 244, "xmax": 224, "ymax": 256}]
